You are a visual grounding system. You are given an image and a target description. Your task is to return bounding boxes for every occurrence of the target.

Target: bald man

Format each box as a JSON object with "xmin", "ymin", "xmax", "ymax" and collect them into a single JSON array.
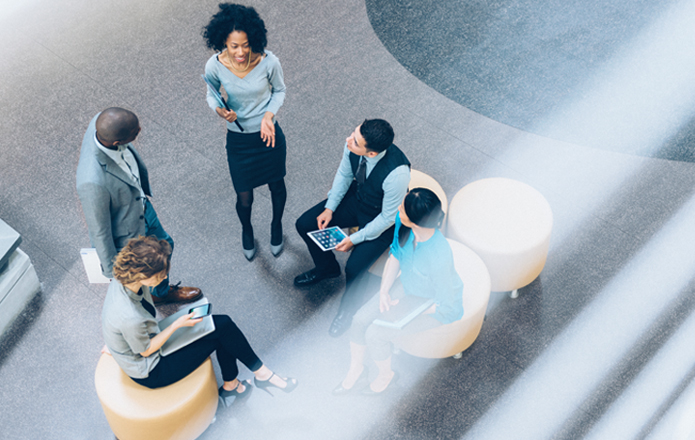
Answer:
[{"xmin": 76, "ymin": 108, "xmax": 201, "ymax": 304}]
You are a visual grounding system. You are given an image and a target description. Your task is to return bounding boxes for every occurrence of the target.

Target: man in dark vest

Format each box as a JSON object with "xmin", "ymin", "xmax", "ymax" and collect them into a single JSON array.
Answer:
[{"xmin": 295, "ymin": 119, "xmax": 411, "ymax": 337}]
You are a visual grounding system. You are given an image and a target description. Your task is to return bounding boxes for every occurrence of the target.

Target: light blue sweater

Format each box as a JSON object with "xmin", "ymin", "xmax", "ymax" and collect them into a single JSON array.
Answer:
[{"xmin": 204, "ymin": 50, "xmax": 286, "ymax": 133}]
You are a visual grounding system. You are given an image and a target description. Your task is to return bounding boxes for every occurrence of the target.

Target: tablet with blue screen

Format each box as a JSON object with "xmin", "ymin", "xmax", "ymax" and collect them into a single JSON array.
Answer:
[{"xmin": 307, "ymin": 226, "xmax": 348, "ymax": 251}]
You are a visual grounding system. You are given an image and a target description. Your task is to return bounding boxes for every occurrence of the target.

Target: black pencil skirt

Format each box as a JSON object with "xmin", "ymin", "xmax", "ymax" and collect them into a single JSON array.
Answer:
[{"xmin": 224, "ymin": 122, "xmax": 286, "ymax": 192}]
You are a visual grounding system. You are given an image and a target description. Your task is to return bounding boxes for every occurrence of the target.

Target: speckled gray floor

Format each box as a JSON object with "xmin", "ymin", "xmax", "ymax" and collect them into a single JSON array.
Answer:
[
  {"xmin": 366, "ymin": 0, "xmax": 695, "ymax": 162},
  {"xmin": 1, "ymin": 0, "xmax": 695, "ymax": 439}
]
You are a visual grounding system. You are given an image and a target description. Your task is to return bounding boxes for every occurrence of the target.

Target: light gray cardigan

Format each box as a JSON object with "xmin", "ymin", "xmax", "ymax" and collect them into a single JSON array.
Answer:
[{"xmin": 204, "ymin": 50, "xmax": 286, "ymax": 132}]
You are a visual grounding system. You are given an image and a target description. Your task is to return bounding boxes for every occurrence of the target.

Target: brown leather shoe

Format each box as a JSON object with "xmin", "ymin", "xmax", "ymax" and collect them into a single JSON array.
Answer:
[{"xmin": 152, "ymin": 282, "xmax": 203, "ymax": 305}]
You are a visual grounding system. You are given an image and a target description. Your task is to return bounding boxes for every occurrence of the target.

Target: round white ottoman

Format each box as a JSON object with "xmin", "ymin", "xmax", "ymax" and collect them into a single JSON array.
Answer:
[
  {"xmin": 408, "ymin": 169, "xmax": 449, "ymax": 215},
  {"xmin": 447, "ymin": 178, "xmax": 552, "ymax": 296}
]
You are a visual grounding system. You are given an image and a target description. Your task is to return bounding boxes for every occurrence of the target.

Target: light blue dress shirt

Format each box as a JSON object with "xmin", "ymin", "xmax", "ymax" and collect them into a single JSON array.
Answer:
[{"xmin": 325, "ymin": 144, "xmax": 410, "ymax": 245}]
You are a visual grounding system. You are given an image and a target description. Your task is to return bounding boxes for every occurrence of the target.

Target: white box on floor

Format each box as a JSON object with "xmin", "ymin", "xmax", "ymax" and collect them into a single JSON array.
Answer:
[{"xmin": 80, "ymin": 248, "xmax": 111, "ymax": 284}]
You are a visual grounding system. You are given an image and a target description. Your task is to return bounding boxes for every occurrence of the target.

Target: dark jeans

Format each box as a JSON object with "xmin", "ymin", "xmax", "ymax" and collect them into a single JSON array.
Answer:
[
  {"xmin": 132, "ymin": 315, "xmax": 263, "ymax": 389},
  {"xmin": 295, "ymin": 191, "xmax": 394, "ymax": 316},
  {"xmin": 144, "ymin": 199, "xmax": 173, "ymax": 298}
]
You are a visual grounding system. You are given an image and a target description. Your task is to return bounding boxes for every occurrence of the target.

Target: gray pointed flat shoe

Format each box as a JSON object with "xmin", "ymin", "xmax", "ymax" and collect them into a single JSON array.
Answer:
[
  {"xmin": 243, "ymin": 245, "xmax": 256, "ymax": 261},
  {"xmin": 270, "ymin": 239, "xmax": 284, "ymax": 257},
  {"xmin": 242, "ymin": 231, "xmax": 256, "ymax": 261}
]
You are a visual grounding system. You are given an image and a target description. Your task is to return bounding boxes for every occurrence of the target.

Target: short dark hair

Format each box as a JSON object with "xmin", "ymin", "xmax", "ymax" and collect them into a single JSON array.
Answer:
[
  {"xmin": 399, "ymin": 188, "xmax": 444, "ymax": 247},
  {"xmin": 404, "ymin": 188, "xmax": 444, "ymax": 228},
  {"xmin": 360, "ymin": 119, "xmax": 394, "ymax": 154},
  {"xmin": 202, "ymin": 3, "xmax": 267, "ymax": 53},
  {"xmin": 112, "ymin": 236, "xmax": 172, "ymax": 285}
]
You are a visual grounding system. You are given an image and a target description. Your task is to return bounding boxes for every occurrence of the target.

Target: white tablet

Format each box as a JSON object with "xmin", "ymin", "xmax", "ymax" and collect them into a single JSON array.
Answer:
[{"xmin": 307, "ymin": 226, "xmax": 348, "ymax": 251}]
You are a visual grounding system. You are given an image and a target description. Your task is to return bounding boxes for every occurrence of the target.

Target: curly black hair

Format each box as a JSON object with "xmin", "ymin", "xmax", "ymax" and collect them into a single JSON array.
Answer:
[{"xmin": 202, "ymin": 3, "xmax": 267, "ymax": 53}]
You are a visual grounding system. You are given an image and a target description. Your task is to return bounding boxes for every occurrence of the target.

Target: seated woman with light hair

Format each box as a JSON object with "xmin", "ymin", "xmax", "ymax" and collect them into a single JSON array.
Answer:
[
  {"xmin": 101, "ymin": 236, "xmax": 297, "ymax": 407},
  {"xmin": 334, "ymin": 188, "xmax": 464, "ymax": 395}
]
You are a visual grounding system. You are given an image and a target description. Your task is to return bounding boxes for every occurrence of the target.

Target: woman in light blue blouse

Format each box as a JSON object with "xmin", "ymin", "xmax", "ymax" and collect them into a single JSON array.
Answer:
[
  {"xmin": 334, "ymin": 188, "xmax": 464, "ymax": 396},
  {"xmin": 203, "ymin": 3, "xmax": 287, "ymax": 260}
]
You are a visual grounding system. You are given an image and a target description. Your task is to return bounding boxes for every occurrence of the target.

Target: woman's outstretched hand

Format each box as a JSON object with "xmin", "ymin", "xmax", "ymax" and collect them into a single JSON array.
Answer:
[{"xmin": 260, "ymin": 112, "xmax": 276, "ymax": 147}]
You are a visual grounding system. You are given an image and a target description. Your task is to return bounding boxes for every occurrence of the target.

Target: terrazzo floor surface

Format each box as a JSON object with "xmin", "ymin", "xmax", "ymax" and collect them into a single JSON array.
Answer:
[{"xmin": 1, "ymin": 0, "xmax": 695, "ymax": 439}]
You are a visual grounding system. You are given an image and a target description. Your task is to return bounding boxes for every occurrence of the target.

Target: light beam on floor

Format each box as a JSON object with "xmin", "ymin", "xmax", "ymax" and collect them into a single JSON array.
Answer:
[{"xmin": 585, "ymin": 306, "xmax": 695, "ymax": 439}]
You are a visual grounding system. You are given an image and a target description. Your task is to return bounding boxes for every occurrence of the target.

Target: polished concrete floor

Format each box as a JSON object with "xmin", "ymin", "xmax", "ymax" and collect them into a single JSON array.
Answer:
[{"xmin": 1, "ymin": 0, "xmax": 695, "ymax": 439}]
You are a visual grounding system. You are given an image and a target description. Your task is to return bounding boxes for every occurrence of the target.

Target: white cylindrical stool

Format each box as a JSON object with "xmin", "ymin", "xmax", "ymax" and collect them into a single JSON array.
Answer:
[
  {"xmin": 408, "ymin": 169, "xmax": 449, "ymax": 216},
  {"xmin": 447, "ymin": 178, "xmax": 552, "ymax": 297}
]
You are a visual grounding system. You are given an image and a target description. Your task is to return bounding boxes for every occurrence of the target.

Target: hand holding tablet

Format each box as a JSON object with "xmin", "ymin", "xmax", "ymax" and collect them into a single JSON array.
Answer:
[{"xmin": 307, "ymin": 226, "xmax": 348, "ymax": 251}]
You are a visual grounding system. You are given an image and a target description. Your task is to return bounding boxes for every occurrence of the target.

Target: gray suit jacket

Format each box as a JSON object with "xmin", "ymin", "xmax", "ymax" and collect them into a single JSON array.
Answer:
[{"xmin": 76, "ymin": 114, "xmax": 152, "ymax": 277}]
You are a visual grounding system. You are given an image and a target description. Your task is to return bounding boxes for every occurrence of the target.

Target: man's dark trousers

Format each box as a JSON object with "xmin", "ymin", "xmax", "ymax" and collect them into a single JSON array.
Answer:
[
  {"xmin": 295, "ymin": 188, "xmax": 394, "ymax": 315},
  {"xmin": 144, "ymin": 199, "xmax": 173, "ymax": 297}
]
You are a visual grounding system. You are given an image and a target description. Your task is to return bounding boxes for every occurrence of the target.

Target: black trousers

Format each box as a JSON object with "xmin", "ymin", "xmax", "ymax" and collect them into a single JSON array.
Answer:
[
  {"xmin": 132, "ymin": 315, "xmax": 263, "ymax": 389},
  {"xmin": 295, "ymin": 190, "xmax": 394, "ymax": 315}
]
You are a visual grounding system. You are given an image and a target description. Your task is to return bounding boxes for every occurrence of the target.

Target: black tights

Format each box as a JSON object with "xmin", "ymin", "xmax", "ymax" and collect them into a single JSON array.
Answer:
[{"xmin": 236, "ymin": 179, "xmax": 287, "ymax": 247}]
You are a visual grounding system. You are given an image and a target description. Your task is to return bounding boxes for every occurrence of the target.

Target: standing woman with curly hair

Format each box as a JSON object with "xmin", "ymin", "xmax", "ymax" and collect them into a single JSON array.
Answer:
[{"xmin": 203, "ymin": 3, "xmax": 287, "ymax": 261}]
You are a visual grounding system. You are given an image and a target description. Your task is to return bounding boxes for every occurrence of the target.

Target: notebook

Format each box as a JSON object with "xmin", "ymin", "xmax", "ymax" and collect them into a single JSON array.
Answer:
[
  {"xmin": 158, "ymin": 297, "xmax": 215, "ymax": 356},
  {"xmin": 372, "ymin": 295, "xmax": 436, "ymax": 330}
]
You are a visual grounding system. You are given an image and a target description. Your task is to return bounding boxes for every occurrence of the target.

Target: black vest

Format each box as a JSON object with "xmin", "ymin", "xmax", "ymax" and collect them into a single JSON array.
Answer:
[{"xmin": 349, "ymin": 144, "xmax": 410, "ymax": 219}]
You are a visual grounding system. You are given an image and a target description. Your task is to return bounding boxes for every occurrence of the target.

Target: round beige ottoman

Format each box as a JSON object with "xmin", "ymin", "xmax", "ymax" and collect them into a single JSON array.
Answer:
[
  {"xmin": 368, "ymin": 169, "xmax": 449, "ymax": 276},
  {"xmin": 394, "ymin": 239, "xmax": 491, "ymax": 358},
  {"xmin": 447, "ymin": 178, "xmax": 552, "ymax": 297},
  {"xmin": 95, "ymin": 355, "xmax": 218, "ymax": 440}
]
